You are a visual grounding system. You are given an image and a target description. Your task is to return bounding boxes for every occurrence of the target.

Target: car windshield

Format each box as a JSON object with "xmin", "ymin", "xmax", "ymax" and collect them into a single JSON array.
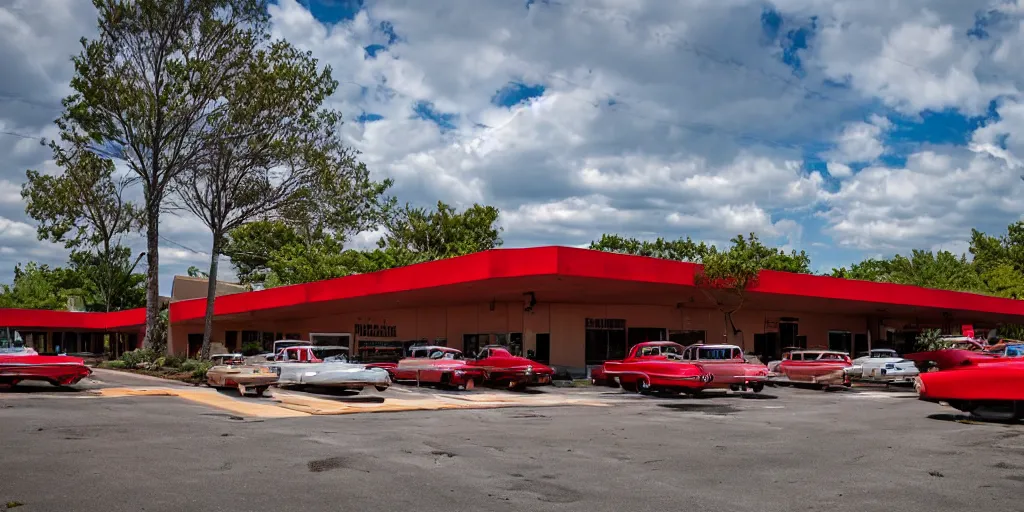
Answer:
[
  {"xmin": 0, "ymin": 328, "xmax": 26, "ymax": 351},
  {"xmin": 313, "ymin": 348, "xmax": 347, "ymax": 359},
  {"xmin": 819, "ymin": 353, "xmax": 846, "ymax": 360},
  {"xmin": 871, "ymin": 350, "xmax": 897, "ymax": 358},
  {"xmin": 638, "ymin": 345, "xmax": 680, "ymax": 357}
]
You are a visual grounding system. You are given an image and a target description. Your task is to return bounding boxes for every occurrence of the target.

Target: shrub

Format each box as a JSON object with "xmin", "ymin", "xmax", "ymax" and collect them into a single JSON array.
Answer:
[
  {"xmin": 162, "ymin": 355, "xmax": 186, "ymax": 369},
  {"xmin": 241, "ymin": 342, "xmax": 263, "ymax": 356},
  {"xmin": 119, "ymin": 348, "xmax": 158, "ymax": 369},
  {"xmin": 153, "ymin": 356, "xmax": 166, "ymax": 368},
  {"xmin": 185, "ymin": 360, "xmax": 213, "ymax": 380},
  {"xmin": 101, "ymin": 360, "xmax": 127, "ymax": 369}
]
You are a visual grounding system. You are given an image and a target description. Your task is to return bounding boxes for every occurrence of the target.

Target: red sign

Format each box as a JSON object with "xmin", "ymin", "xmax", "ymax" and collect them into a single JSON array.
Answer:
[{"xmin": 962, "ymin": 324, "xmax": 975, "ymax": 338}]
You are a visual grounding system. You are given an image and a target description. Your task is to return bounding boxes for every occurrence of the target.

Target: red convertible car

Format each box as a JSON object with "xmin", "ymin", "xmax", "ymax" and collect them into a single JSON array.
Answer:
[
  {"xmin": 0, "ymin": 354, "xmax": 92, "ymax": 387},
  {"xmin": 768, "ymin": 350, "xmax": 852, "ymax": 389},
  {"xmin": 679, "ymin": 344, "xmax": 769, "ymax": 393},
  {"xmin": 903, "ymin": 337, "xmax": 992, "ymax": 371},
  {"xmin": 915, "ymin": 359, "xmax": 1024, "ymax": 421},
  {"xmin": 380, "ymin": 345, "xmax": 554, "ymax": 391},
  {"xmin": 600, "ymin": 341, "xmax": 714, "ymax": 395}
]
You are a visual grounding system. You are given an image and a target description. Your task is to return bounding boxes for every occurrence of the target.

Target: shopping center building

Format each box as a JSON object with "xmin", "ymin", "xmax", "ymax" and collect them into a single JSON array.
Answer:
[
  {"xmin": 165, "ymin": 247, "xmax": 1024, "ymax": 372},
  {"xmin": 6, "ymin": 247, "xmax": 1024, "ymax": 373}
]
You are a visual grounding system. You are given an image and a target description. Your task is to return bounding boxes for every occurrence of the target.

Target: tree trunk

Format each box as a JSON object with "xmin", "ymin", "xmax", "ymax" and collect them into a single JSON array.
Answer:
[
  {"xmin": 143, "ymin": 199, "xmax": 161, "ymax": 351},
  {"xmin": 199, "ymin": 236, "xmax": 221, "ymax": 360},
  {"xmin": 721, "ymin": 309, "xmax": 742, "ymax": 346}
]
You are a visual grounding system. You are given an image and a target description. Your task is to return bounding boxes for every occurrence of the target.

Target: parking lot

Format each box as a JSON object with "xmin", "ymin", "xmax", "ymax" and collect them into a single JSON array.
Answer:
[{"xmin": 1, "ymin": 372, "xmax": 1021, "ymax": 512}]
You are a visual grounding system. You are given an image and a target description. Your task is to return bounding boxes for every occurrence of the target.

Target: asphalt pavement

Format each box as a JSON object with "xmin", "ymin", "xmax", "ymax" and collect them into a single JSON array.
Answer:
[{"xmin": 0, "ymin": 375, "xmax": 1021, "ymax": 512}]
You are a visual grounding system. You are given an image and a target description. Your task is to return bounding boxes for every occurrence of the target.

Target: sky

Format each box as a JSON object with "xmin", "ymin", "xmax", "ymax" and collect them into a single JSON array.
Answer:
[{"xmin": 2, "ymin": 0, "xmax": 1024, "ymax": 295}]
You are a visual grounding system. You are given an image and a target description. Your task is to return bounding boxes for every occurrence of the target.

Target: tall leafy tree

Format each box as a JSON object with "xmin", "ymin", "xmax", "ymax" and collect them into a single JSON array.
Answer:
[
  {"xmin": 377, "ymin": 201, "xmax": 503, "ymax": 262},
  {"xmin": 0, "ymin": 263, "xmax": 86, "ymax": 311},
  {"xmin": 589, "ymin": 233, "xmax": 811, "ymax": 343},
  {"xmin": 969, "ymin": 223, "xmax": 1024, "ymax": 299},
  {"xmin": 22, "ymin": 142, "xmax": 144, "ymax": 312},
  {"xmin": 830, "ymin": 250, "xmax": 987, "ymax": 294},
  {"xmin": 60, "ymin": 0, "xmax": 269, "ymax": 347},
  {"xmin": 174, "ymin": 38, "xmax": 358, "ymax": 359}
]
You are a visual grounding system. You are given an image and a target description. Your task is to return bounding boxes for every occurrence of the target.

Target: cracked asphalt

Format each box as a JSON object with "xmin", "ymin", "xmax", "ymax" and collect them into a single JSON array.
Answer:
[{"xmin": 1, "ymin": 374, "xmax": 1021, "ymax": 512}]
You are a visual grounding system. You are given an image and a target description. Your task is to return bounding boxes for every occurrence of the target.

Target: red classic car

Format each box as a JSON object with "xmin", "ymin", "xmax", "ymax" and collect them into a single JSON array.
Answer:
[
  {"xmin": 0, "ymin": 354, "xmax": 93, "ymax": 387},
  {"xmin": 915, "ymin": 359, "xmax": 1024, "ymax": 421},
  {"xmin": 680, "ymin": 344, "xmax": 769, "ymax": 393},
  {"xmin": 381, "ymin": 345, "xmax": 554, "ymax": 391},
  {"xmin": 903, "ymin": 337, "xmax": 992, "ymax": 371},
  {"xmin": 769, "ymin": 350, "xmax": 852, "ymax": 389},
  {"xmin": 388, "ymin": 346, "xmax": 486, "ymax": 390},
  {"xmin": 601, "ymin": 341, "xmax": 714, "ymax": 395}
]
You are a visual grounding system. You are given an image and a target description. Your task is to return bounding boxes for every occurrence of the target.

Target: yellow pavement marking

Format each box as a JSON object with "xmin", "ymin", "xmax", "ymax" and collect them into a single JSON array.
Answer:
[
  {"xmin": 88, "ymin": 386, "xmax": 608, "ymax": 418},
  {"xmin": 93, "ymin": 387, "xmax": 309, "ymax": 418}
]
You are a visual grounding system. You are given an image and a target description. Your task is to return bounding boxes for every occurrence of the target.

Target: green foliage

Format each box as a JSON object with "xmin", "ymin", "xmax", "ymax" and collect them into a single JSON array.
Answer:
[
  {"xmin": 67, "ymin": 248, "xmax": 146, "ymax": 312},
  {"xmin": 589, "ymin": 232, "xmax": 811, "ymax": 290},
  {"xmin": 162, "ymin": 355, "xmax": 187, "ymax": 369},
  {"xmin": 829, "ymin": 250, "xmax": 986, "ymax": 293},
  {"xmin": 186, "ymin": 266, "xmax": 209, "ymax": 279},
  {"xmin": 915, "ymin": 329, "xmax": 948, "ymax": 351},
  {"xmin": 224, "ymin": 201, "xmax": 502, "ymax": 287},
  {"xmin": 241, "ymin": 342, "xmax": 263, "ymax": 356},
  {"xmin": 100, "ymin": 360, "xmax": 127, "ymax": 370},
  {"xmin": 119, "ymin": 348, "xmax": 159, "ymax": 369},
  {"xmin": 181, "ymin": 359, "xmax": 213, "ymax": 378},
  {"xmin": 0, "ymin": 262, "xmax": 85, "ymax": 310}
]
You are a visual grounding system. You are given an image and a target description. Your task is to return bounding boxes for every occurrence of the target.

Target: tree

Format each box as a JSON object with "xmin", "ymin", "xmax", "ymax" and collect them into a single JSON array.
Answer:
[
  {"xmin": 174, "ymin": 38, "xmax": 357, "ymax": 359},
  {"xmin": 589, "ymin": 233, "xmax": 811, "ymax": 343},
  {"xmin": 970, "ymin": 223, "xmax": 1024, "ymax": 299},
  {"xmin": 830, "ymin": 250, "xmax": 987, "ymax": 294},
  {"xmin": 68, "ymin": 249, "xmax": 146, "ymax": 312},
  {"xmin": 0, "ymin": 263, "xmax": 85, "ymax": 311},
  {"xmin": 222, "ymin": 202, "xmax": 503, "ymax": 288},
  {"xmin": 378, "ymin": 201, "xmax": 503, "ymax": 261},
  {"xmin": 22, "ymin": 141, "xmax": 144, "ymax": 312},
  {"xmin": 61, "ymin": 0, "xmax": 269, "ymax": 348}
]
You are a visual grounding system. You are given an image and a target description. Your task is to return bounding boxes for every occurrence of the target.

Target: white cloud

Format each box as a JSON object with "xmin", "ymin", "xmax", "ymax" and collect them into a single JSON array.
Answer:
[{"xmin": 4, "ymin": 0, "xmax": 1024, "ymax": 291}]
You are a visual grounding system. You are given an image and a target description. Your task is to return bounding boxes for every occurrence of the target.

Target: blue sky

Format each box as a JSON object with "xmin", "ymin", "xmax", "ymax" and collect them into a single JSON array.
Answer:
[{"xmin": 2, "ymin": 0, "xmax": 1024, "ymax": 292}]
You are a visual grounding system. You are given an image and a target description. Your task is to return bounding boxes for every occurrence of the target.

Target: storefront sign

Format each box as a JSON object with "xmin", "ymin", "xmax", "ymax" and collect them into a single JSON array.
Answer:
[
  {"xmin": 355, "ymin": 323, "xmax": 397, "ymax": 338},
  {"xmin": 585, "ymin": 318, "xmax": 626, "ymax": 330}
]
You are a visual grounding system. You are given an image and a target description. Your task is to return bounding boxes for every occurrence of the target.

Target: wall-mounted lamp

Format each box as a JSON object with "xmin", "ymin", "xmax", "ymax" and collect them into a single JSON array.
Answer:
[{"xmin": 523, "ymin": 292, "xmax": 537, "ymax": 312}]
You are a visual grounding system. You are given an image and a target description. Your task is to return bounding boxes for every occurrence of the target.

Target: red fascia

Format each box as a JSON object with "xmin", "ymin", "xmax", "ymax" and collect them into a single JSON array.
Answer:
[
  {"xmin": 0, "ymin": 307, "xmax": 146, "ymax": 330},
  {"xmin": 168, "ymin": 246, "xmax": 1024, "ymax": 323}
]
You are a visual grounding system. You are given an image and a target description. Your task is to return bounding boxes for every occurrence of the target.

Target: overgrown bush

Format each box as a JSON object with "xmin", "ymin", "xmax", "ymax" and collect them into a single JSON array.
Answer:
[
  {"xmin": 162, "ymin": 355, "xmax": 186, "ymax": 369},
  {"xmin": 241, "ymin": 342, "xmax": 263, "ymax": 356},
  {"xmin": 181, "ymin": 359, "xmax": 213, "ymax": 380},
  {"xmin": 119, "ymin": 348, "xmax": 159, "ymax": 369},
  {"xmin": 915, "ymin": 329, "xmax": 949, "ymax": 351},
  {"xmin": 100, "ymin": 360, "xmax": 127, "ymax": 369}
]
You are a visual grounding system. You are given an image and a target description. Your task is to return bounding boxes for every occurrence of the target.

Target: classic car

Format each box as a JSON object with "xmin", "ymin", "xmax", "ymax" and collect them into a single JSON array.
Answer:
[
  {"xmin": 600, "ymin": 341, "xmax": 714, "ymax": 395},
  {"xmin": 261, "ymin": 340, "xmax": 311, "ymax": 361},
  {"xmin": 210, "ymin": 353, "xmax": 245, "ymax": 366},
  {"xmin": 263, "ymin": 346, "xmax": 391, "ymax": 392},
  {"xmin": 679, "ymin": 343, "xmax": 769, "ymax": 392},
  {"xmin": 471, "ymin": 345, "xmax": 555, "ymax": 390},
  {"xmin": 0, "ymin": 353, "xmax": 92, "ymax": 387},
  {"xmin": 768, "ymin": 350, "xmax": 852, "ymax": 389},
  {"xmin": 310, "ymin": 345, "xmax": 350, "ymax": 363},
  {"xmin": 766, "ymin": 346, "xmax": 803, "ymax": 373},
  {"xmin": 206, "ymin": 364, "xmax": 279, "ymax": 396},
  {"xmin": 915, "ymin": 359, "xmax": 1024, "ymax": 421},
  {"xmin": 847, "ymin": 349, "xmax": 920, "ymax": 384},
  {"xmin": 387, "ymin": 345, "xmax": 486, "ymax": 390},
  {"xmin": 903, "ymin": 336, "xmax": 991, "ymax": 371}
]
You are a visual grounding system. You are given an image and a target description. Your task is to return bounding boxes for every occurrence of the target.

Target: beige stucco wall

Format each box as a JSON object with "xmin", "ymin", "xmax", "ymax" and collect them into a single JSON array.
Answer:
[
  {"xmin": 169, "ymin": 301, "xmax": 881, "ymax": 367},
  {"xmin": 170, "ymin": 276, "xmax": 248, "ymax": 302}
]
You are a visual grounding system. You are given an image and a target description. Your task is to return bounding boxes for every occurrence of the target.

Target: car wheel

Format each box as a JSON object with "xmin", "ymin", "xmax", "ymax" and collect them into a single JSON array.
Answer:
[
  {"xmin": 375, "ymin": 386, "xmax": 389, "ymax": 392},
  {"xmin": 637, "ymin": 378, "xmax": 652, "ymax": 395},
  {"xmin": 752, "ymin": 383, "xmax": 764, "ymax": 393},
  {"xmin": 255, "ymin": 386, "xmax": 268, "ymax": 397}
]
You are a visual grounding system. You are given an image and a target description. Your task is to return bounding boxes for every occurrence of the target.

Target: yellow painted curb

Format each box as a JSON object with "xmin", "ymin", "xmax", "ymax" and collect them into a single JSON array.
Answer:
[{"xmin": 271, "ymin": 391, "xmax": 608, "ymax": 416}]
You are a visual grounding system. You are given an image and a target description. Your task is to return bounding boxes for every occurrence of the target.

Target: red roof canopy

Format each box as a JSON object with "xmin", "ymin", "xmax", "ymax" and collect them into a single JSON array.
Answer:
[
  {"xmin": 0, "ymin": 307, "xmax": 145, "ymax": 331},
  {"xmin": 168, "ymin": 247, "xmax": 1024, "ymax": 325}
]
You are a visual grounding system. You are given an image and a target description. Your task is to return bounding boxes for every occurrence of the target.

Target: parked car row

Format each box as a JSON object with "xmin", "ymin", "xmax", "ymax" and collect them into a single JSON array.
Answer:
[{"xmin": 204, "ymin": 342, "xmax": 556, "ymax": 396}]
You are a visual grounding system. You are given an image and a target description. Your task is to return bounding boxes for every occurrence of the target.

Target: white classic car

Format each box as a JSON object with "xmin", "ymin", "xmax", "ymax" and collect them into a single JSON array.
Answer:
[{"xmin": 847, "ymin": 348, "xmax": 919, "ymax": 384}]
